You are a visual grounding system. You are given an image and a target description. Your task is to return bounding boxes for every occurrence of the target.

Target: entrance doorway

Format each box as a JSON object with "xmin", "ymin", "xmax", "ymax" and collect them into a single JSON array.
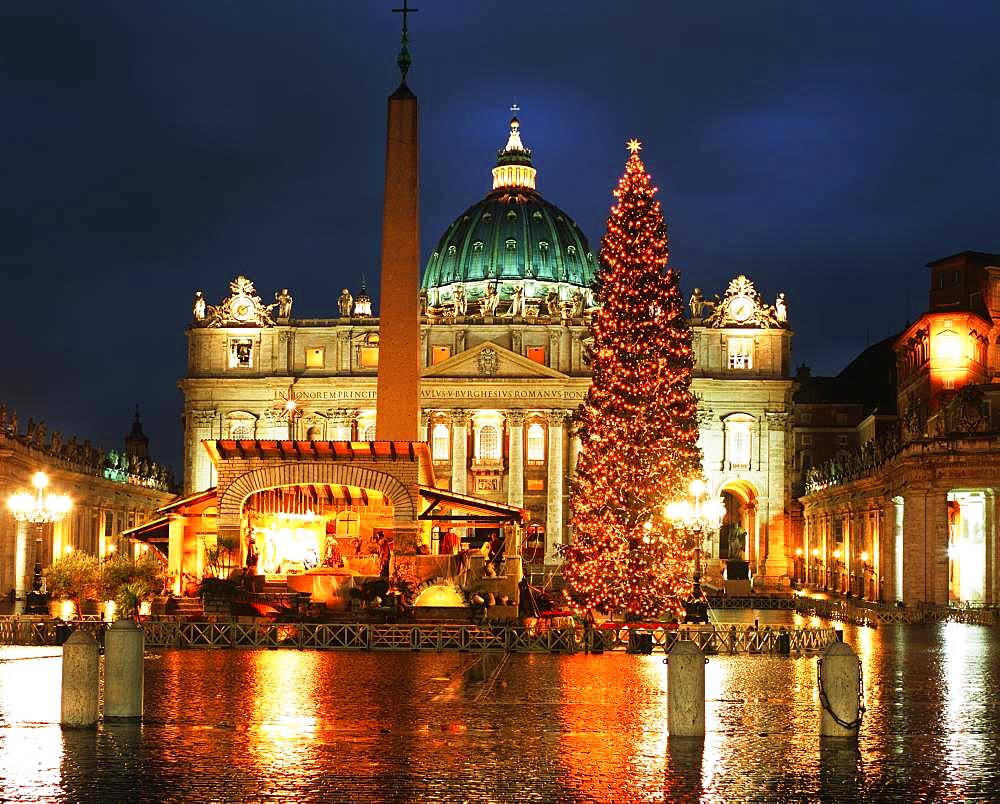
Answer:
[
  {"xmin": 718, "ymin": 482, "xmax": 757, "ymax": 564},
  {"xmin": 947, "ymin": 490, "xmax": 986, "ymax": 604}
]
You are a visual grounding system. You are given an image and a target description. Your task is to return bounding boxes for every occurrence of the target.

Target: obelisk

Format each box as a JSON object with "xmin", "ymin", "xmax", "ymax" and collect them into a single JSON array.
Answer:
[{"xmin": 376, "ymin": 3, "xmax": 421, "ymax": 442}]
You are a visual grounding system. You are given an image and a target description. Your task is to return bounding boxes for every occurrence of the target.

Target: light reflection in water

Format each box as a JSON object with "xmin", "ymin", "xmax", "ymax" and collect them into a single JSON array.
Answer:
[{"xmin": 0, "ymin": 652, "xmax": 62, "ymax": 799}]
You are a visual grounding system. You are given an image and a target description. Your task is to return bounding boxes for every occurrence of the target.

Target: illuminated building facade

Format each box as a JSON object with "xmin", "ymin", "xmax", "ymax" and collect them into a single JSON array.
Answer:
[
  {"xmin": 0, "ymin": 410, "xmax": 175, "ymax": 609},
  {"xmin": 800, "ymin": 251, "xmax": 1000, "ymax": 606},
  {"xmin": 178, "ymin": 118, "xmax": 796, "ymax": 586}
]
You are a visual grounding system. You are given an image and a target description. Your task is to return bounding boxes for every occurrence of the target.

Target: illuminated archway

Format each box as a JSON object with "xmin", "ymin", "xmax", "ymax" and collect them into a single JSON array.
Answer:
[{"xmin": 718, "ymin": 479, "xmax": 759, "ymax": 567}]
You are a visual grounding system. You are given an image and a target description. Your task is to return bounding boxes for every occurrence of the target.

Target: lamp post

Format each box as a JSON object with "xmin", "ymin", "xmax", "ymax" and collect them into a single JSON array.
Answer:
[
  {"xmin": 794, "ymin": 547, "xmax": 803, "ymax": 585},
  {"xmin": 7, "ymin": 471, "xmax": 72, "ymax": 615},
  {"xmin": 665, "ymin": 478, "xmax": 726, "ymax": 579}
]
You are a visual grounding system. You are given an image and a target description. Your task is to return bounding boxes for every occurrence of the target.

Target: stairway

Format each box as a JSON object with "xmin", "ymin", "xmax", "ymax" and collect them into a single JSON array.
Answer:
[{"xmin": 171, "ymin": 596, "xmax": 204, "ymax": 620}]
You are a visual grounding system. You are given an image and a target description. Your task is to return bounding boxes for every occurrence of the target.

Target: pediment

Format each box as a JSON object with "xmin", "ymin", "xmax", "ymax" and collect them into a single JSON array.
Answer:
[{"xmin": 422, "ymin": 340, "xmax": 568, "ymax": 379}]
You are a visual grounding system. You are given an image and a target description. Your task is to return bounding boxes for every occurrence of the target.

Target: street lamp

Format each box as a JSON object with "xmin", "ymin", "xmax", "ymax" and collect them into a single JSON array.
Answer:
[
  {"xmin": 665, "ymin": 478, "xmax": 726, "ymax": 577},
  {"xmin": 7, "ymin": 471, "xmax": 72, "ymax": 614}
]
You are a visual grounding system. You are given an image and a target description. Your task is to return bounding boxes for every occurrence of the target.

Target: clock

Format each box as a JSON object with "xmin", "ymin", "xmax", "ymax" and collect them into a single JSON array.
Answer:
[
  {"xmin": 231, "ymin": 295, "xmax": 256, "ymax": 323},
  {"xmin": 727, "ymin": 295, "xmax": 754, "ymax": 323}
]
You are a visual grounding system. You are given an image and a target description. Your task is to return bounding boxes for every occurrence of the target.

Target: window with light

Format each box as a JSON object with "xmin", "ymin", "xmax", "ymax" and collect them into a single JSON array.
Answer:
[
  {"xmin": 727, "ymin": 338, "xmax": 753, "ymax": 370},
  {"xmin": 432, "ymin": 423, "xmax": 450, "ymax": 460},
  {"xmin": 725, "ymin": 421, "xmax": 752, "ymax": 469},
  {"xmin": 526, "ymin": 423, "xmax": 545, "ymax": 462},
  {"xmin": 361, "ymin": 423, "xmax": 376, "ymax": 441},
  {"xmin": 336, "ymin": 511, "xmax": 360, "ymax": 536},
  {"xmin": 478, "ymin": 425, "xmax": 500, "ymax": 461}
]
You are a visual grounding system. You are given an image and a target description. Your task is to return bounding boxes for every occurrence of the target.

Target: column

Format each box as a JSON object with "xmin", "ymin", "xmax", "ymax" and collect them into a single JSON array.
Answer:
[
  {"xmin": 507, "ymin": 411, "xmax": 525, "ymax": 508},
  {"xmin": 14, "ymin": 520, "xmax": 27, "ymax": 613},
  {"xmin": 545, "ymin": 411, "xmax": 565, "ymax": 564},
  {"xmin": 450, "ymin": 410, "xmax": 469, "ymax": 495},
  {"xmin": 188, "ymin": 409, "xmax": 217, "ymax": 493}
]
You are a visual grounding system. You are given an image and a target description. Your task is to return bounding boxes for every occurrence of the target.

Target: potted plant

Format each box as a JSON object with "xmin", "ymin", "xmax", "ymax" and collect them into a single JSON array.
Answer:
[{"xmin": 43, "ymin": 551, "xmax": 100, "ymax": 619}]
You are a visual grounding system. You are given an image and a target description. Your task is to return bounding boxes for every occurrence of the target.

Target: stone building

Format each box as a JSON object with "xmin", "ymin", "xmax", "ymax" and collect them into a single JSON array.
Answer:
[
  {"xmin": 800, "ymin": 251, "xmax": 1000, "ymax": 606},
  {"xmin": 179, "ymin": 118, "xmax": 796, "ymax": 585},
  {"xmin": 0, "ymin": 408, "xmax": 175, "ymax": 609}
]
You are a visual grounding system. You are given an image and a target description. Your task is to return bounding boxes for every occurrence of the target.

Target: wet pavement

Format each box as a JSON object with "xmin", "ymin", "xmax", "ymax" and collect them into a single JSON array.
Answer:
[{"xmin": 1, "ymin": 613, "xmax": 998, "ymax": 802}]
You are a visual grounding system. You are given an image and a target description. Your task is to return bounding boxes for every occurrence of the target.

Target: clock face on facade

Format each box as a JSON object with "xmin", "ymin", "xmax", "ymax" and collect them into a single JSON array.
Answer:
[
  {"xmin": 727, "ymin": 295, "xmax": 754, "ymax": 323},
  {"xmin": 231, "ymin": 295, "xmax": 256, "ymax": 322}
]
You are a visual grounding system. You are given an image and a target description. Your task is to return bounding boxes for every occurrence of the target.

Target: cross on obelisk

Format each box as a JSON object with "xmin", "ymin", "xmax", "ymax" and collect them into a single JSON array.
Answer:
[{"xmin": 392, "ymin": 0, "xmax": 419, "ymax": 80}]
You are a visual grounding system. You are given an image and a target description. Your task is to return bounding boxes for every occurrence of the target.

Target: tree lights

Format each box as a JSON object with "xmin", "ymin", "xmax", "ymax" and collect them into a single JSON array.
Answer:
[{"xmin": 561, "ymin": 141, "xmax": 702, "ymax": 621}]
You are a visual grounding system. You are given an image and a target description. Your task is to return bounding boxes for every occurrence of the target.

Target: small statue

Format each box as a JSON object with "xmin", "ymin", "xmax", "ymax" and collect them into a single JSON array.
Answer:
[
  {"xmin": 570, "ymin": 289, "xmax": 585, "ymax": 318},
  {"xmin": 34, "ymin": 420, "xmax": 46, "ymax": 447},
  {"xmin": 26, "ymin": 418, "xmax": 35, "ymax": 440},
  {"xmin": 50, "ymin": 430, "xmax": 61, "ymax": 454},
  {"xmin": 545, "ymin": 289, "xmax": 560, "ymax": 317},
  {"xmin": 509, "ymin": 286, "xmax": 525, "ymax": 317},
  {"xmin": 275, "ymin": 288, "xmax": 293, "ymax": 319},
  {"xmin": 479, "ymin": 283, "xmax": 500, "ymax": 317},
  {"xmin": 338, "ymin": 288, "xmax": 353, "ymax": 317},
  {"xmin": 9, "ymin": 411, "xmax": 17, "ymax": 436},
  {"xmin": 193, "ymin": 291, "xmax": 207, "ymax": 321},
  {"xmin": 418, "ymin": 288, "xmax": 428, "ymax": 316},
  {"xmin": 689, "ymin": 288, "xmax": 705, "ymax": 319},
  {"xmin": 0, "ymin": 402, "xmax": 6, "ymax": 431},
  {"xmin": 453, "ymin": 284, "xmax": 467, "ymax": 316},
  {"xmin": 775, "ymin": 292, "xmax": 787, "ymax": 324}
]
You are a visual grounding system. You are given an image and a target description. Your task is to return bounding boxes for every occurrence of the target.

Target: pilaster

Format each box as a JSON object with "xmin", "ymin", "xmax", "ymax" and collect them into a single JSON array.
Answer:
[
  {"xmin": 507, "ymin": 411, "xmax": 525, "ymax": 508},
  {"xmin": 545, "ymin": 410, "xmax": 565, "ymax": 563},
  {"xmin": 450, "ymin": 410, "xmax": 469, "ymax": 495}
]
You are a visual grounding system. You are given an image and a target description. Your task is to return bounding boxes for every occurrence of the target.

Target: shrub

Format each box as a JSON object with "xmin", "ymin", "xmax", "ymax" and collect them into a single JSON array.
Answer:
[
  {"xmin": 101, "ymin": 552, "xmax": 165, "ymax": 619},
  {"xmin": 44, "ymin": 552, "xmax": 101, "ymax": 602}
]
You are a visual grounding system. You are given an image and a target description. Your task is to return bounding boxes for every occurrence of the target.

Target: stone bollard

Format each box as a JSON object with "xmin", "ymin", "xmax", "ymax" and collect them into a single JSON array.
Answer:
[
  {"xmin": 818, "ymin": 640, "xmax": 864, "ymax": 738},
  {"xmin": 104, "ymin": 619, "xmax": 144, "ymax": 721},
  {"xmin": 666, "ymin": 640, "xmax": 706, "ymax": 738},
  {"xmin": 60, "ymin": 629, "xmax": 99, "ymax": 729}
]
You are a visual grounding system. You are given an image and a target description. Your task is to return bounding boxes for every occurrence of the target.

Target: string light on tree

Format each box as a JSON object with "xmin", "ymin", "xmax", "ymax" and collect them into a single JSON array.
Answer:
[{"xmin": 561, "ymin": 139, "xmax": 703, "ymax": 621}]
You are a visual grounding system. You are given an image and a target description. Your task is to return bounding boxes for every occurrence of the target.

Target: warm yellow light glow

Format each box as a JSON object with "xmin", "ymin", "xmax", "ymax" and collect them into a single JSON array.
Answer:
[
  {"xmin": 139, "ymin": 600, "xmax": 151, "ymax": 617},
  {"xmin": 689, "ymin": 478, "xmax": 706, "ymax": 497},
  {"xmin": 795, "ymin": 547, "xmax": 803, "ymax": 556},
  {"xmin": 812, "ymin": 548, "xmax": 819, "ymax": 557},
  {"xmin": 7, "ymin": 492, "xmax": 33, "ymax": 515},
  {"xmin": 833, "ymin": 549, "xmax": 842, "ymax": 559},
  {"xmin": 626, "ymin": 138, "xmax": 642, "ymax": 153},
  {"xmin": 107, "ymin": 543, "xmax": 117, "ymax": 554},
  {"xmin": 63, "ymin": 544, "xmax": 73, "ymax": 554},
  {"xmin": 861, "ymin": 551, "xmax": 869, "ymax": 562},
  {"xmin": 31, "ymin": 472, "xmax": 49, "ymax": 490},
  {"xmin": 104, "ymin": 600, "xmax": 116, "ymax": 621},
  {"xmin": 60, "ymin": 599, "xmax": 76, "ymax": 620},
  {"xmin": 934, "ymin": 329, "xmax": 964, "ymax": 362}
]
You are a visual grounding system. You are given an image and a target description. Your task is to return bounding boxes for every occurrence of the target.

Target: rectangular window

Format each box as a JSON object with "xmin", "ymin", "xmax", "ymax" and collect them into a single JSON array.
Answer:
[
  {"xmin": 527, "ymin": 347, "xmax": 546, "ymax": 365},
  {"xmin": 801, "ymin": 434, "xmax": 813, "ymax": 446},
  {"xmin": 526, "ymin": 478, "xmax": 545, "ymax": 491},
  {"xmin": 228, "ymin": 338, "xmax": 254, "ymax": 368},
  {"xmin": 432, "ymin": 346, "xmax": 451, "ymax": 365},
  {"xmin": 359, "ymin": 347, "xmax": 379, "ymax": 368},
  {"xmin": 305, "ymin": 347, "xmax": 325, "ymax": 368},
  {"xmin": 800, "ymin": 412, "xmax": 812, "ymax": 424},
  {"xmin": 727, "ymin": 338, "xmax": 753, "ymax": 369},
  {"xmin": 431, "ymin": 423, "xmax": 450, "ymax": 461},
  {"xmin": 726, "ymin": 425, "xmax": 751, "ymax": 469},
  {"xmin": 526, "ymin": 423, "xmax": 546, "ymax": 463}
]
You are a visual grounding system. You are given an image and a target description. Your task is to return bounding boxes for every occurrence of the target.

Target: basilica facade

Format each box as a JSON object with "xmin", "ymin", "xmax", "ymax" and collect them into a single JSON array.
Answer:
[{"xmin": 179, "ymin": 119, "xmax": 795, "ymax": 585}]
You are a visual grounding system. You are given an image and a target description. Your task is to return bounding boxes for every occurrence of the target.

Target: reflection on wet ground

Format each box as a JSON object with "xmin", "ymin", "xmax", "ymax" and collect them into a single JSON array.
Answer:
[{"xmin": 0, "ymin": 613, "xmax": 998, "ymax": 802}]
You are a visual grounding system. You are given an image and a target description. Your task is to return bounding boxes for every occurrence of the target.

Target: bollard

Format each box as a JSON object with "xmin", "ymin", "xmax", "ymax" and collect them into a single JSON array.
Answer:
[
  {"xmin": 818, "ymin": 641, "xmax": 864, "ymax": 738},
  {"xmin": 60, "ymin": 630, "xmax": 99, "ymax": 729},
  {"xmin": 104, "ymin": 619, "xmax": 144, "ymax": 721},
  {"xmin": 667, "ymin": 640, "xmax": 706, "ymax": 737}
]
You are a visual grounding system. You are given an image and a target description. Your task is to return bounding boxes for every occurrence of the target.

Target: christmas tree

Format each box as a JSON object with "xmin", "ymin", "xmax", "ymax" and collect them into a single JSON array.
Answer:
[{"xmin": 562, "ymin": 140, "xmax": 702, "ymax": 621}]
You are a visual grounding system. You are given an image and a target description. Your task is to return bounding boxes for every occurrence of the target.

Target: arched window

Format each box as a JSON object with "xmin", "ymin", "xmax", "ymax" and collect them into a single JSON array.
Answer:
[
  {"xmin": 478, "ymin": 425, "xmax": 500, "ymax": 461},
  {"xmin": 432, "ymin": 423, "xmax": 450, "ymax": 461},
  {"xmin": 526, "ymin": 423, "xmax": 545, "ymax": 463},
  {"xmin": 723, "ymin": 415, "xmax": 754, "ymax": 470},
  {"xmin": 335, "ymin": 511, "xmax": 360, "ymax": 536},
  {"xmin": 361, "ymin": 423, "xmax": 376, "ymax": 441},
  {"xmin": 306, "ymin": 426, "xmax": 322, "ymax": 441},
  {"xmin": 231, "ymin": 424, "xmax": 253, "ymax": 440}
]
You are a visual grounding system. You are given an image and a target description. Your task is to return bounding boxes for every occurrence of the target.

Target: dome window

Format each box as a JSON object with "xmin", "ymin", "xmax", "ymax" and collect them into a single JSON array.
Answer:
[
  {"xmin": 505, "ymin": 239, "xmax": 517, "ymax": 251},
  {"xmin": 482, "ymin": 212, "xmax": 492, "ymax": 222},
  {"xmin": 587, "ymin": 252, "xmax": 594, "ymax": 263},
  {"xmin": 538, "ymin": 241, "xmax": 550, "ymax": 256},
  {"xmin": 472, "ymin": 241, "xmax": 484, "ymax": 252},
  {"xmin": 506, "ymin": 210, "xmax": 518, "ymax": 221},
  {"xmin": 447, "ymin": 245, "xmax": 457, "ymax": 255},
  {"xmin": 532, "ymin": 211, "xmax": 543, "ymax": 220},
  {"xmin": 566, "ymin": 245, "xmax": 577, "ymax": 256}
]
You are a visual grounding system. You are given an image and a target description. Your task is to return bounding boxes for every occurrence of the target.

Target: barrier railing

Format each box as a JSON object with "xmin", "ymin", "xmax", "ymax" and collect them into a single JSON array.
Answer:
[{"xmin": 794, "ymin": 595, "xmax": 999, "ymax": 627}]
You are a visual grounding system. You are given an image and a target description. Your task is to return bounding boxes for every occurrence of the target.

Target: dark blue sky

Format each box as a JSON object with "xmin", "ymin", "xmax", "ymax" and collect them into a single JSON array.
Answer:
[{"xmin": 2, "ymin": 2, "xmax": 998, "ymax": 473}]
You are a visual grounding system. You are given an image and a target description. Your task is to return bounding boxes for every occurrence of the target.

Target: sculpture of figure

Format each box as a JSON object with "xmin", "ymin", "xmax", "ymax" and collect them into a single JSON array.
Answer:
[
  {"xmin": 545, "ymin": 289, "xmax": 560, "ymax": 317},
  {"xmin": 509, "ymin": 286, "xmax": 525, "ymax": 317},
  {"xmin": 275, "ymin": 288, "xmax": 293, "ymax": 319},
  {"xmin": 51, "ymin": 430, "xmax": 61, "ymax": 454},
  {"xmin": 689, "ymin": 288, "xmax": 705, "ymax": 319},
  {"xmin": 26, "ymin": 418, "xmax": 35, "ymax": 440},
  {"xmin": 193, "ymin": 291, "xmax": 207, "ymax": 321},
  {"xmin": 418, "ymin": 288, "xmax": 428, "ymax": 316},
  {"xmin": 9, "ymin": 411, "xmax": 17, "ymax": 436},
  {"xmin": 775, "ymin": 292, "xmax": 787, "ymax": 324},
  {"xmin": 453, "ymin": 284, "xmax": 467, "ymax": 316},
  {"xmin": 34, "ymin": 420, "xmax": 46, "ymax": 447},
  {"xmin": 338, "ymin": 288, "xmax": 353, "ymax": 317},
  {"xmin": 479, "ymin": 283, "xmax": 500, "ymax": 317},
  {"xmin": 570, "ymin": 289, "xmax": 585, "ymax": 318}
]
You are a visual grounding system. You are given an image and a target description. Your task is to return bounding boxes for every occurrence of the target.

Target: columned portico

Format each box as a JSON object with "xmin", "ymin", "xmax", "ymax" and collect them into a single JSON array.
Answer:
[{"xmin": 545, "ymin": 410, "xmax": 565, "ymax": 563}]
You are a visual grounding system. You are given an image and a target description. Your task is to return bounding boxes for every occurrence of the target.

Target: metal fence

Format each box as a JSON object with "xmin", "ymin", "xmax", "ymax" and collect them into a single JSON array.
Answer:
[
  {"xmin": 794, "ymin": 596, "xmax": 1000, "ymax": 627},
  {"xmin": 595, "ymin": 623, "xmax": 837, "ymax": 654}
]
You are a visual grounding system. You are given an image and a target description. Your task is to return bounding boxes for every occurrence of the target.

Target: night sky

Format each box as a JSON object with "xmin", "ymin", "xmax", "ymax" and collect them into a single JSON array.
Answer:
[{"xmin": 2, "ymin": 2, "xmax": 998, "ymax": 474}]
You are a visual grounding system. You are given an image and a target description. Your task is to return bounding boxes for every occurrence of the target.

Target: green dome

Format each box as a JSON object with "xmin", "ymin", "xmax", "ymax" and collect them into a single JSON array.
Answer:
[{"xmin": 421, "ymin": 117, "xmax": 596, "ymax": 304}]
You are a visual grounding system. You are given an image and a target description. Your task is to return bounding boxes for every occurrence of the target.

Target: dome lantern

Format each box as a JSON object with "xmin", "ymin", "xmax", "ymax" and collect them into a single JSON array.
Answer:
[{"xmin": 492, "ymin": 105, "xmax": 537, "ymax": 191}]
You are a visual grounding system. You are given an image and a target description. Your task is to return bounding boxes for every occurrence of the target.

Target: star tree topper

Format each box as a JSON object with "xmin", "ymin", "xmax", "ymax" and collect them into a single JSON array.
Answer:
[{"xmin": 626, "ymin": 138, "xmax": 642, "ymax": 154}]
